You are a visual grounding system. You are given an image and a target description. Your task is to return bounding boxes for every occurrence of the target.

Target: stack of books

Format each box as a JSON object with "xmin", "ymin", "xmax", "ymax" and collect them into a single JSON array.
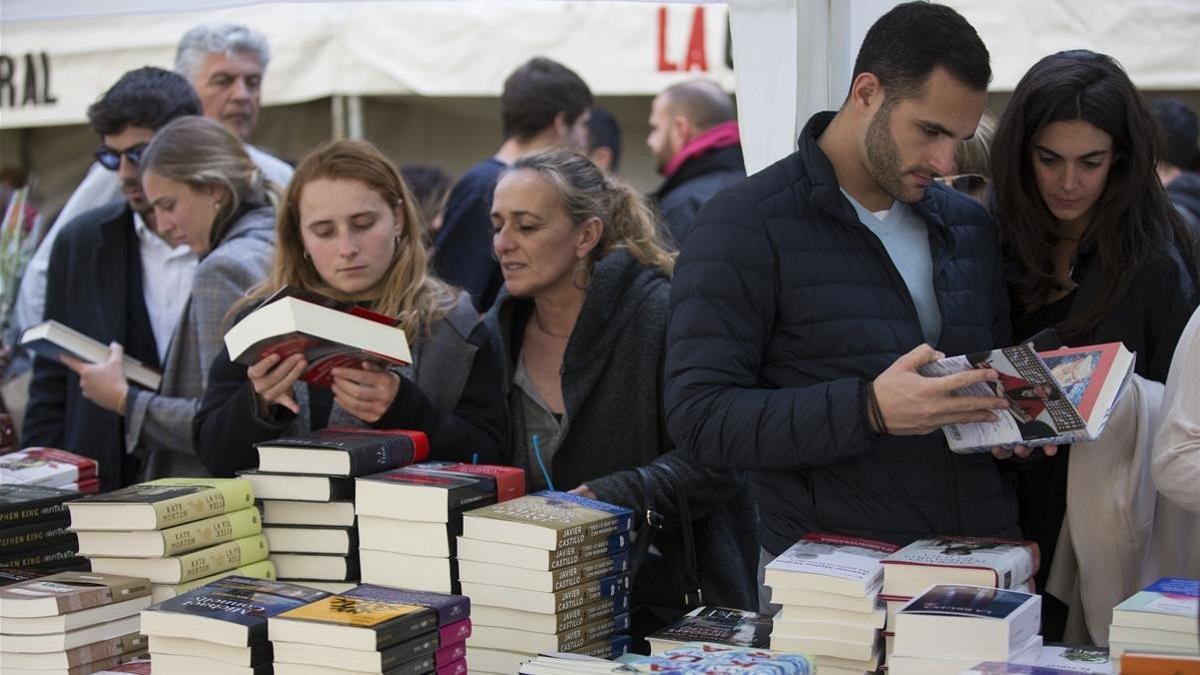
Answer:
[
  {"xmin": 765, "ymin": 534, "xmax": 896, "ymax": 674},
  {"xmin": 458, "ymin": 492, "xmax": 634, "ymax": 673},
  {"xmin": 242, "ymin": 429, "xmax": 427, "ymax": 593},
  {"xmin": 1, "ymin": 484, "xmax": 87, "ymax": 572},
  {"xmin": 67, "ymin": 478, "xmax": 274, "ymax": 601},
  {"xmin": 646, "ymin": 606, "xmax": 773, "ymax": 653},
  {"xmin": 1108, "ymin": 577, "xmax": 1199, "ymax": 670},
  {"xmin": 879, "ymin": 536, "xmax": 1038, "ymax": 662},
  {"xmin": 519, "ymin": 643, "xmax": 817, "ymax": 674},
  {"xmin": 889, "ymin": 584, "xmax": 1043, "ymax": 675},
  {"xmin": 87, "ymin": 659, "xmax": 151, "ymax": 674},
  {"xmin": 963, "ymin": 644, "xmax": 1113, "ymax": 674},
  {"xmin": 140, "ymin": 575, "xmax": 328, "ymax": 675},
  {"xmin": 269, "ymin": 583, "xmax": 451, "ymax": 674},
  {"xmin": 1, "ymin": 447, "xmax": 100, "ymax": 494},
  {"xmin": 0, "ymin": 571, "xmax": 151, "ymax": 674},
  {"xmin": 354, "ymin": 463, "xmax": 499, "ymax": 592}
]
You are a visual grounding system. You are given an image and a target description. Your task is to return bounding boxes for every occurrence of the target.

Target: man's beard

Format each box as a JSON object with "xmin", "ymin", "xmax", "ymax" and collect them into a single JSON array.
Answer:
[{"xmin": 864, "ymin": 99, "xmax": 908, "ymax": 203}]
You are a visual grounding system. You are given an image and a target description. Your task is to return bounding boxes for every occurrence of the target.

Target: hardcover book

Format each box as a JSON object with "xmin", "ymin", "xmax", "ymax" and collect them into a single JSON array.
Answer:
[
  {"xmin": 342, "ymin": 584, "xmax": 470, "ymax": 627},
  {"xmin": 262, "ymin": 525, "xmax": 356, "ymax": 555},
  {"xmin": 88, "ymin": 534, "xmax": 269, "ymax": 584},
  {"xmin": 0, "ymin": 539, "xmax": 83, "ymax": 570},
  {"xmin": 0, "ymin": 571, "xmax": 150, "ymax": 618},
  {"xmin": 272, "ymin": 552, "xmax": 359, "ymax": 582},
  {"xmin": 893, "ymin": 585, "xmax": 1042, "ymax": 661},
  {"xmin": 224, "ymin": 286, "xmax": 411, "ymax": 388},
  {"xmin": 75, "ymin": 506, "xmax": 262, "ymax": 558},
  {"xmin": 139, "ymin": 575, "xmax": 329, "ymax": 647},
  {"xmin": 0, "ymin": 447, "xmax": 97, "ymax": 488},
  {"xmin": 765, "ymin": 533, "xmax": 898, "ymax": 597},
  {"xmin": 238, "ymin": 470, "xmax": 354, "ymax": 502},
  {"xmin": 0, "ymin": 516, "xmax": 75, "ymax": 553},
  {"xmin": 268, "ymin": 592, "xmax": 438, "ymax": 651},
  {"xmin": 21, "ymin": 320, "xmax": 162, "ymax": 390},
  {"xmin": 272, "ymin": 630, "xmax": 439, "ymax": 672},
  {"xmin": 260, "ymin": 500, "xmax": 355, "ymax": 527},
  {"xmin": 428, "ymin": 462, "xmax": 526, "ymax": 502},
  {"xmin": 356, "ymin": 466, "xmax": 496, "ymax": 521},
  {"xmin": 919, "ymin": 342, "xmax": 1133, "ymax": 452},
  {"xmin": 440, "ymin": 618, "xmax": 471, "ymax": 646},
  {"xmin": 255, "ymin": 428, "xmax": 429, "ymax": 477},
  {"xmin": 0, "ymin": 484, "xmax": 77, "ymax": 526},
  {"xmin": 646, "ymin": 606, "xmax": 774, "ymax": 653},
  {"xmin": 881, "ymin": 536, "xmax": 1040, "ymax": 597},
  {"xmin": 1111, "ymin": 577, "xmax": 1199, "ymax": 634},
  {"xmin": 66, "ymin": 478, "xmax": 255, "ymax": 531},
  {"xmin": 461, "ymin": 491, "xmax": 634, "ymax": 551}
]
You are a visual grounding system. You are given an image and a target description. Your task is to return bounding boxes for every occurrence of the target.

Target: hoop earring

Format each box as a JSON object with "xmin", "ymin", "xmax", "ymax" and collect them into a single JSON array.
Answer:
[
  {"xmin": 572, "ymin": 261, "xmax": 592, "ymax": 290},
  {"xmin": 302, "ymin": 250, "xmax": 312, "ymax": 262}
]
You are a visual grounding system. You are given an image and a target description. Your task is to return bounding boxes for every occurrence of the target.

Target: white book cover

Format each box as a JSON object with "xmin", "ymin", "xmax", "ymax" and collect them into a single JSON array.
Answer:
[
  {"xmin": 1111, "ymin": 578, "xmax": 1199, "ymax": 634},
  {"xmin": 881, "ymin": 537, "xmax": 1038, "ymax": 596},
  {"xmin": 765, "ymin": 534, "xmax": 898, "ymax": 596}
]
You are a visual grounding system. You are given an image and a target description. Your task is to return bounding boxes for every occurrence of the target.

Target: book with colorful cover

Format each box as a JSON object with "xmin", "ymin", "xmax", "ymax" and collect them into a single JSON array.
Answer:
[
  {"xmin": 89, "ymin": 534, "xmax": 269, "ymax": 584},
  {"xmin": 620, "ymin": 643, "xmax": 816, "ymax": 673},
  {"xmin": 0, "ymin": 447, "xmax": 97, "ymax": 488},
  {"xmin": 965, "ymin": 645, "xmax": 1112, "ymax": 674},
  {"xmin": 1111, "ymin": 577, "xmax": 1199, "ymax": 634},
  {"xmin": 67, "ymin": 478, "xmax": 255, "ymax": 531},
  {"xmin": 765, "ymin": 533, "xmax": 898, "ymax": 597},
  {"xmin": 140, "ymin": 576, "xmax": 329, "ymax": 647},
  {"xmin": 894, "ymin": 585, "xmax": 1042, "ymax": 661},
  {"xmin": 225, "ymin": 285, "xmax": 411, "ymax": 388},
  {"xmin": 0, "ymin": 571, "xmax": 150, "ymax": 617},
  {"xmin": 0, "ymin": 483, "xmax": 77, "ymax": 526},
  {"xmin": 646, "ymin": 606, "xmax": 774, "ymax": 652},
  {"xmin": 881, "ymin": 536, "xmax": 1040, "ymax": 597},
  {"xmin": 0, "ymin": 516, "xmax": 74, "ymax": 552},
  {"xmin": 255, "ymin": 428, "xmax": 429, "ymax": 477},
  {"xmin": 269, "ymin": 591, "xmax": 438, "ymax": 650},
  {"xmin": 342, "ymin": 584, "xmax": 469, "ymax": 627},
  {"xmin": 428, "ymin": 462, "xmax": 526, "ymax": 502},
  {"xmin": 919, "ymin": 342, "xmax": 1134, "ymax": 452},
  {"xmin": 461, "ymin": 491, "xmax": 634, "ymax": 550},
  {"xmin": 76, "ymin": 506, "xmax": 261, "ymax": 558}
]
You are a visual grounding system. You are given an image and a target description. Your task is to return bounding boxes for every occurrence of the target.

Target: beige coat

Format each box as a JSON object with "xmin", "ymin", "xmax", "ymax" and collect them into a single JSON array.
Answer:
[{"xmin": 1152, "ymin": 306, "xmax": 1200, "ymax": 513}]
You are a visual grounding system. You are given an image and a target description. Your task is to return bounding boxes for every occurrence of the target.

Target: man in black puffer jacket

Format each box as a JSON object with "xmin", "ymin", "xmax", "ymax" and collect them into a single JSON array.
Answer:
[{"xmin": 665, "ymin": 2, "xmax": 1019, "ymax": 609}]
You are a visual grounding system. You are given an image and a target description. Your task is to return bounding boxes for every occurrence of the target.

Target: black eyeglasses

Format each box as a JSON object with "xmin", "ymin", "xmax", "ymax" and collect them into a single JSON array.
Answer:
[
  {"xmin": 94, "ymin": 143, "xmax": 148, "ymax": 171},
  {"xmin": 934, "ymin": 172, "xmax": 989, "ymax": 194}
]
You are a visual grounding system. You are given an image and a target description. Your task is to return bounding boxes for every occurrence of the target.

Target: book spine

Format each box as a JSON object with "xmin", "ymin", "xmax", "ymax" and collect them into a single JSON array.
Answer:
[
  {"xmin": 0, "ymin": 499, "xmax": 70, "ymax": 526},
  {"xmin": 556, "ymin": 612, "xmax": 631, "ymax": 652},
  {"xmin": 348, "ymin": 436, "xmax": 416, "ymax": 477},
  {"xmin": 550, "ymin": 551, "xmax": 630, "ymax": 591},
  {"xmin": 155, "ymin": 482, "xmax": 254, "ymax": 528},
  {"xmin": 63, "ymin": 632, "xmax": 147, "ymax": 668},
  {"xmin": 176, "ymin": 534, "xmax": 269, "ymax": 583},
  {"xmin": 551, "ymin": 574, "xmax": 629, "ymax": 614},
  {"xmin": 0, "ymin": 517, "xmax": 74, "ymax": 552},
  {"xmin": 378, "ymin": 633, "xmax": 439, "ymax": 671},
  {"xmin": 552, "ymin": 512, "xmax": 634, "ymax": 549},
  {"xmin": 576, "ymin": 633, "xmax": 632, "ymax": 659},
  {"xmin": 546, "ymin": 592, "xmax": 631, "ymax": 633},
  {"xmin": 549, "ymin": 531, "xmax": 630, "ymax": 570},
  {"xmin": 435, "ymin": 641, "xmax": 466, "ymax": 667},
  {"xmin": 161, "ymin": 507, "xmax": 263, "ymax": 557},
  {"xmin": 376, "ymin": 610, "xmax": 439, "ymax": 650},
  {"xmin": 439, "ymin": 619, "xmax": 471, "ymax": 645},
  {"xmin": 0, "ymin": 540, "xmax": 82, "ymax": 569}
]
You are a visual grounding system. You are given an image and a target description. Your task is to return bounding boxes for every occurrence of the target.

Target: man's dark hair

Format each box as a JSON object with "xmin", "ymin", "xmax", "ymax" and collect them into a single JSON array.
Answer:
[
  {"xmin": 86, "ymin": 66, "xmax": 202, "ymax": 137},
  {"xmin": 1152, "ymin": 97, "xmax": 1200, "ymax": 171},
  {"xmin": 851, "ymin": 1, "xmax": 990, "ymax": 101},
  {"xmin": 586, "ymin": 106, "xmax": 622, "ymax": 172},
  {"xmin": 501, "ymin": 57, "xmax": 593, "ymax": 140}
]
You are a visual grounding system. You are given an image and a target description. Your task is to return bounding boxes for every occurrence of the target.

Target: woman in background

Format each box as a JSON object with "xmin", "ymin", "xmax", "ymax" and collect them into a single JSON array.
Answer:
[{"xmin": 195, "ymin": 140, "xmax": 506, "ymax": 475}]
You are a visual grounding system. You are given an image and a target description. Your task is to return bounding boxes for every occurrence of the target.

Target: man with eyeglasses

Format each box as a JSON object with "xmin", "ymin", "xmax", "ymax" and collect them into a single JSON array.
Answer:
[
  {"xmin": 8, "ymin": 23, "xmax": 290, "ymax": 369},
  {"xmin": 21, "ymin": 68, "xmax": 202, "ymax": 491}
]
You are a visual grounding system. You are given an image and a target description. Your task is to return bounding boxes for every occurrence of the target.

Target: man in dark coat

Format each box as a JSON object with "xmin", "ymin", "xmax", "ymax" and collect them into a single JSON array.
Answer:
[
  {"xmin": 22, "ymin": 68, "xmax": 201, "ymax": 491},
  {"xmin": 647, "ymin": 79, "xmax": 745, "ymax": 247},
  {"xmin": 664, "ymin": 2, "xmax": 1018, "ymax": 610},
  {"xmin": 1152, "ymin": 97, "xmax": 1200, "ymax": 236}
]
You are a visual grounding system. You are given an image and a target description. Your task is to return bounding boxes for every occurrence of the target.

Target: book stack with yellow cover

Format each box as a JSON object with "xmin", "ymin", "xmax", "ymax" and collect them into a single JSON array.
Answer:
[
  {"xmin": 141, "ymin": 575, "xmax": 329, "ymax": 675},
  {"xmin": 457, "ymin": 492, "xmax": 634, "ymax": 674},
  {"xmin": 66, "ymin": 478, "xmax": 274, "ymax": 602},
  {"xmin": 268, "ymin": 584, "xmax": 448, "ymax": 675},
  {"xmin": 0, "ymin": 571, "xmax": 151, "ymax": 674}
]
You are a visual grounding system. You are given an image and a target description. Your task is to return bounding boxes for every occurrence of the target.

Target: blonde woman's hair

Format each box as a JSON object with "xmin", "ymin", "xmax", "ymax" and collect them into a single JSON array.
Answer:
[
  {"xmin": 139, "ymin": 116, "xmax": 276, "ymax": 248},
  {"xmin": 242, "ymin": 139, "xmax": 458, "ymax": 341},
  {"xmin": 509, "ymin": 150, "xmax": 675, "ymax": 277}
]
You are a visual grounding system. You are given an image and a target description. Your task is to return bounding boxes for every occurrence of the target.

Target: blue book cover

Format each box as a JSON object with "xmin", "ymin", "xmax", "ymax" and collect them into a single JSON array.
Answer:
[
  {"xmin": 343, "ymin": 584, "xmax": 469, "ymax": 626},
  {"xmin": 533, "ymin": 491, "xmax": 634, "ymax": 534},
  {"xmin": 148, "ymin": 576, "xmax": 328, "ymax": 642}
]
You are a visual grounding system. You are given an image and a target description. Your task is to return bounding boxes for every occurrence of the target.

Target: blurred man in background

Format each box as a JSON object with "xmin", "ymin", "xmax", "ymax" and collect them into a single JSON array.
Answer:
[{"xmin": 586, "ymin": 106, "xmax": 622, "ymax": 175}]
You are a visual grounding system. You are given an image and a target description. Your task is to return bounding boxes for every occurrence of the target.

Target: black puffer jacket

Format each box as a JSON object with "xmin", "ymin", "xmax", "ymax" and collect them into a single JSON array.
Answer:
[
  {"xmin": 665, "ymin": 112, "xmax": 1018, "ymax": 555},
  {"xmin": 655, "ymin": 144, "xmax": 746, "ymax": 248}
]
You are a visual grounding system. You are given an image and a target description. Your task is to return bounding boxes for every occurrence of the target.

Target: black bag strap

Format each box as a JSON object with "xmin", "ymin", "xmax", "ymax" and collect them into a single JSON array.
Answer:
[{"xmin": 631, "ymin": 463, "xmax": 702, "ymax": 609}]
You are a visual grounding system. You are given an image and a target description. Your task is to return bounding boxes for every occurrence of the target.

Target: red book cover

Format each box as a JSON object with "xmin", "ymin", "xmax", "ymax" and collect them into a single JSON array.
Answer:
[
  {"xmin": 445, "ymin": 464, "xmax": 525, "ymax": 502},
  {"xmin": 0, "ymin": 448, "xmax": 98, "ymax": 488},
  {"xmin": 325, "ymin": 427, "xmax": 429, "ymax": 463}
]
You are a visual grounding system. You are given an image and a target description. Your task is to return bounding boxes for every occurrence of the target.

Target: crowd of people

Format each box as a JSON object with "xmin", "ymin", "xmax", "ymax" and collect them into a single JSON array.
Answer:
[{"xmin": 0, "ymin": 1, "xmax": 1198, "ymax": 653}]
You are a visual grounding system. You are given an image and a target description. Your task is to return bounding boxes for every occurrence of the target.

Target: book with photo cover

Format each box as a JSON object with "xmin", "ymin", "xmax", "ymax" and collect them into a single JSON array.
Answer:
[
  {"xmin": 255, "ymin": 428, "xmax": 428, "ymax": 477},
  {"xmin": 21, "ymin": 320, "xmax": 162, "ymax": 390},
  {"xmin": 647, "ymin": 606, "xmax": 774, "ymax": 653},
  {"xmin": 0, "ymin": 484, "xmax": 77, "ymax": 526},
  {"xmin": 341, "ymin": 584, "xmax": 470, "ymax": 627},
  {"xmin": 268, "ymin": 591, "xmax": 438, "ymax": 651},
  {"xmin": 893, "ymin": 585, "xmax": 1042, "ymax": 661},
  {"xmin": 918, "ymin": 342, "xmax": 1134, "ymax": 452},
  {"xmin": 881, "ymin": 536, "xmax": 1040, "ymax": 597},
  {"xmin": 0, "ymin": 447, "xmax": 98, "ymax": 488},
  {"xmin": 416, "ymin": 461, "xmax": 527, "ymax": 502},
  {"xmin": 224, "ymin": 285, "xmax": 411, "ymax": 388},
  {"xmin": 1111, "ymin": 577, "xmax": 1199, "ymax": 634},
  {"xmin": 66, "ymin": 478, "xmax": 255, "ymax": 531}
]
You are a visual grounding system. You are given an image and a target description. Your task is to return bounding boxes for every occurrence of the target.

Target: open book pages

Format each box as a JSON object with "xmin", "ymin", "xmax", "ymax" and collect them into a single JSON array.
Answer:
[{"xmin": 918, "ymin": 342, "xmax": 1133, "ymax": 452}]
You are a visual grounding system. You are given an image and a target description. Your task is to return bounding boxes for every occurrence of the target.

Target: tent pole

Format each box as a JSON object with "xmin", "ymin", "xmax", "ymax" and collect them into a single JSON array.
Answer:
[
  {"xmin": 331, "ymin": 95, "xmax": 347, "ymax": 140},
  {"xmin": 347, "ymin": 95, "xmax": 364, "ymax": 140}
]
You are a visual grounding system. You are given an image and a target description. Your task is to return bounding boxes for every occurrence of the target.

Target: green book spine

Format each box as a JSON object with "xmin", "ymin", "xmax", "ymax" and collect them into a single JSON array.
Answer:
[
  {"xmin": 160, "ymin": 507, "xmax": 262, "ymax": 556},
  {"xmin": 176, "ymin": 534, "xmax": 269, "ymax": 583}
]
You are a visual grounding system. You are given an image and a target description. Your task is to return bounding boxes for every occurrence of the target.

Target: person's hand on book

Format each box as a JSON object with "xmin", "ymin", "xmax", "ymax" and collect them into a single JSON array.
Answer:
[
  {"xmin": 871, "ymin": 344, "xmax": 1010, "ymax": 436},
  {"xmin": 990, "ymin": 444, "xmax": 1058, "ymax": 460},
  {"xmin": 331, "ymin": 361, "xmax": 401, "ymax": 424},
  {"xmin": 61, "ymin": 342, "xmax": 129, "ymax": 414},
  {"xmin": 248, "ymin": 352, "xmax": 307, "ymax": 415}
]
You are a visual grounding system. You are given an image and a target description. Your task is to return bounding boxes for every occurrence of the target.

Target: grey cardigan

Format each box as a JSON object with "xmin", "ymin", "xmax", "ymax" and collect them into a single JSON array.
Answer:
[{"xmin": 127, "ymin": 205, "xmax": 275, "ymax": 480}]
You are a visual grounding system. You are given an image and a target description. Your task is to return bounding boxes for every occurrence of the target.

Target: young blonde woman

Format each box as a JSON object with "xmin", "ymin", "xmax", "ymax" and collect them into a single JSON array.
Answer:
[
  {"xmin": 195, "ymin": 140, "xmax": 506, "ymax": 475},
  {"xmin": 487, "ymin": 149, "xmax": 758, "ymax": 650},
  {"xmin": 61, "ymin": 115, "xmax": 277, "ymax": 480}
]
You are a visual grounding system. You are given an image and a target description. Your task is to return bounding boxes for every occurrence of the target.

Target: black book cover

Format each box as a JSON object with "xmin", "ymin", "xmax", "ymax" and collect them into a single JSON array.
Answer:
[
  {"xmin": 256, "ymin": 429, "xmax": 418, "ymax": 477},
  {"xmin": 376, "ymin": 630, "xmax": 439, "ymax": 671},
  {"xmin": 0, "ymin": 516, "xmax": 75, "ymax": 553},
  {"xmin": 0, "ymin": 566, "xmax": 45, "ymax": 586},
  {"xmin": 360, "ymin": 467, "xmax": 496, "ymax": 512},
  {"xmin": 263, "ymin": 525, "xmax": 358, "ymax": 555},
  {"xmin": 0, "ymin": 484, "xmax": 77, "ymax": 526},
  {"xmin": 649, "ymin": 606, "xmax": 773, "ymax": 648},
  {"xmin": 239, "ymin": 471, "xmax": 355, "ymax": 502},
  {"xmin": 383, "ymin": 653, "xmax": 435, "ymax": 675},
  {"xmin": 0, "ymin": 538, "xmax": 82, "ymax": 569}
]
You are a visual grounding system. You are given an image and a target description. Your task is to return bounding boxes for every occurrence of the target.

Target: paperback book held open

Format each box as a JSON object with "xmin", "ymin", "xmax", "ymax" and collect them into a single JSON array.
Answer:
[
  {"xmin": 224, "ymin": 285, "xmax": 411, "ymax": 387},
  {"xmin": 919, "ymin": 342, "xmax": 1134, "ymax": 452}
]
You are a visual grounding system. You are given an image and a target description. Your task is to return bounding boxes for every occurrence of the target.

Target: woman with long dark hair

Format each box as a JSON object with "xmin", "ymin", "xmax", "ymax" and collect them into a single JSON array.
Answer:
[{"xmin": 991, "ymin": 49, "xmax": 1199, "ymax": 639}]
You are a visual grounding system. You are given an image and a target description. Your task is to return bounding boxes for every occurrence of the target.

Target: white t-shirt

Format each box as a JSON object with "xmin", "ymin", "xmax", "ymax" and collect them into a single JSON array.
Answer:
[{"xmin": 132, "ymin": 212, "xmax": 198, "ymax": 364}]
